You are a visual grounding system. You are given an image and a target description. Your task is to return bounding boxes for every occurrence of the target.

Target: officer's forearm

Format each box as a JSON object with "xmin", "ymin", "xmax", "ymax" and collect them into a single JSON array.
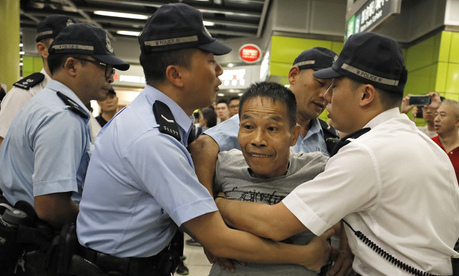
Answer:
[
  {"xmin": 189, "ymin": 134, "xmax": 219, "ymax": 195},
  {"xmin": 216, "ymin": 198, "xmax": 307, "ymax": 242},
  {"xmin": 183, "ymin": 211, "xmax": 332, "ymax": 272},
  {"xmin": 35, "ymin": 192, "xmax": 79, "ymax": 228}
]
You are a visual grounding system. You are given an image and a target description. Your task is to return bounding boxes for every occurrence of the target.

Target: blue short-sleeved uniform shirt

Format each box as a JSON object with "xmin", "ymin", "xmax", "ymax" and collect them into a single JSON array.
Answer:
[
  {"xmin": 205, "ymin": 115, "xmax": 329, "ymax": 155},
  {"xmin": 0, "ymin": 80, "xmax": 91, "ymax": 206},
  {"xmin": 77, "ymin": 85, "xmax": 217, "ymax": 258}
]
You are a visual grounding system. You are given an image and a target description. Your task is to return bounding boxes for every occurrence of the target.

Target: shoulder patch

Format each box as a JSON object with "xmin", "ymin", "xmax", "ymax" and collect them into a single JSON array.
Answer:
[
  {"xmin": 13, "ymin": 73, "xmax": 45, "ymax": 90},
  {"xmin": 153, "ymin": 101, "xmax": 181, "ymax": 141},
  {"xmin": 330, "ymin": 127, "xmax": 371, "ymax": 157},
  {"xmin": 319, "ymin": 118, "xmax": 339, "ymax": 139},
  {"xmin": 56, "ymin": 92, "xmax": 89, "ymax": 119}
]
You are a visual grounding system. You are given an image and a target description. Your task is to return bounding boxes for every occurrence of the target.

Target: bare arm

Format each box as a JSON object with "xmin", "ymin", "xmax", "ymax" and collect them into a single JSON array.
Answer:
[
  {"xmin": 0, "ymin": 137, "xmax": 3, "ymax": 148},
  {"xmin": 34, "ymin": 192, "xmax": 79, "ymax": 228},
  {"xmin": 216, "ymin": 197, "xmax": 308, "ymax": 242},
  {"xmin": 182, "ymin": 211, "xmax": 333, "ymax": 272},
  {"xmin": 327, "ymin": 221, "xmax": 354, "ymax": 276},
  {"xmin": 189, "ymin": 134, "xmax": 220, "ymax": 195}
]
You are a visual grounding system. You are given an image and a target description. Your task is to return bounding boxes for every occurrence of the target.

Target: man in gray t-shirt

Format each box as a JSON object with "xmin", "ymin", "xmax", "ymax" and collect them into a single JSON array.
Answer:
[{"xmin": 209, "ymin": 82, "xmax": 330, "ymax": 275}]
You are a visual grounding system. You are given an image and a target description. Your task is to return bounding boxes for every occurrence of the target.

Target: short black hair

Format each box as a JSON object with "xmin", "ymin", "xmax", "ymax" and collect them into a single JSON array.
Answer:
[
  {"xmin": 239, "ymin": 82, "xmax": 297, "ymax": 128},
  {"xmin": 47, "ymin": 54, "xmax": 88, "ymax": 75},
  {"xmin": 140, "ymin": 48, "xmax": 196, "ymax": 86},
  {"xmin": 217, "ymin": 99, "xmax": 228, "ymax": 105},
  {"xmin": 348, "ymin": 78, "xmax": 402, "ymax": 110},
  {"xmin": 201, "ymin": 107, "xmax": 217, "ymax": 128}
]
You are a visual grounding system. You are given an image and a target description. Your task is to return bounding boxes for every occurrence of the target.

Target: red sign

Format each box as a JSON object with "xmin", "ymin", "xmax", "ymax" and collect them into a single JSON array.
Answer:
[{"xmin": 239, "ymin": 44, "xmax": 261, "ymax": 63}]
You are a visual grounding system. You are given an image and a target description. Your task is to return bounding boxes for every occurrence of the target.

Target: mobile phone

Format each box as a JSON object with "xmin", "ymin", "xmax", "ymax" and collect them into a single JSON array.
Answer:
[{"xmin": 409, "ymin": 95, "xmax": 431, "ymax": 106}]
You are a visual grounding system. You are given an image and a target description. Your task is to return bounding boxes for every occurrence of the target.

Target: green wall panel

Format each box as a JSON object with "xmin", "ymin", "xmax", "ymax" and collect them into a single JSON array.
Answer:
[
  {"xmin": 445, "ymin": 63, "xmax": 459, "ymax": 94},
  {"xmin": 22, "ymin": 56, "xmax": 43, "ymax": 77},
  {"xmin": 435, "ymin": 62, "xmax": 448, "ymax": 92},
  {"xmin": 405, "ymin": 34, "xmax": 438, "ymax": 71},
  {"xmin": 439, "ymin": 31, "xmax": 451, "ymax": 63},
  {"xmin": 404, "ymin": 64, "xmax": 437, "ymax": 95},
  {"xmin": 270, "ymin": 36, "xmax": 333, "ymax": 64},
  {"xmin": 448, "ymin": 32, "xmax": 459, "ymax": 63}
]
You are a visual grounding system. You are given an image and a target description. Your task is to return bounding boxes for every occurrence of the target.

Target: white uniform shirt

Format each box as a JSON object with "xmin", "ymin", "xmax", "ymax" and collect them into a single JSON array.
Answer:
[
  {"xmin": 0, "ymin": 69, "xmax": 51, "ymax": 138},
  {"xmin": 283, "ymin": 108, "xmax": 459, "ymax": 275}
]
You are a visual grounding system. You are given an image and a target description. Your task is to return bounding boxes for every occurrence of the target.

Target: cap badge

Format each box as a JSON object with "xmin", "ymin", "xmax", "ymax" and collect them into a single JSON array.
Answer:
[{"xmin": 105, "ymin": 32, "xmax": 114, "ymax": 53}]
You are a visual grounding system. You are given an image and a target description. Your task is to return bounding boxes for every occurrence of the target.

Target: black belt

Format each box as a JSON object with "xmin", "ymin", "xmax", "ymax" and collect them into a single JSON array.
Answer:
[{"xmin": 76, "ymin": 244, "xmax": 169, "ymax": 276}]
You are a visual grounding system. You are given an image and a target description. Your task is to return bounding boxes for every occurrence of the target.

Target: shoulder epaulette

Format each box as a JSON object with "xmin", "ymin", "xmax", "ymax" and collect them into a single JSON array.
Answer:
[
  {"xmin": 13, "ymin": 73, "xmax": 45, "ymax": 90},
  {"xmin": 56, "ymin": 92, "xmax": 89, "ymax": 119},
  {"xmin": 153, "ymin": 101, "xmax": 181, "ymax": 142},
  {"xmin": 329, "ymin": 127, "xmax": 371, "ymax": 157},
  {"xmin": 319, "ymin": 118, "xmax": 339, "ymax": 139}
]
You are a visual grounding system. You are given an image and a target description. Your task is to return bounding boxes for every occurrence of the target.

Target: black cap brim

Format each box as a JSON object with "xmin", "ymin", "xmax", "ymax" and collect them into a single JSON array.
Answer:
[
  {"xmin": 313, "ymin": 67, "xmax": 343, "ymax": 79},
  {"xmin": 93, "ymin": 54, "xmax": 130, "ymax": 71},
  {"xmin": 197, "ymin": 40, "xmax": 232, "ymax": 55}
]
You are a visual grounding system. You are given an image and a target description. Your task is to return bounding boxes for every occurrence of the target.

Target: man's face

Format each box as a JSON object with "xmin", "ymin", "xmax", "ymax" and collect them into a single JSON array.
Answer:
[
  {"xmin": 182, "ymin": 50, "xmax": 224, "ymax": 110},
  {"xmin": 434, "ymin": 103, "xmax": 459, "ymax": 136},
  {"xmin": 238, "ymin": 96, "xmax": 299, "ymax": 179},
  {"xmin": 79, "ymin": 57, "xmax": 114, "ymax": 102},
  {"xmin": 216, "ymin": 103, "xmax": 230, "ymax": 119},
  {"xmin": 228, "ymin": 99, "xmax": 240, "ymax": 116},
  {"xmin": 422, "ymin": 106, "xmax": 436, "ymax": 124},
  {"xmin": 98, "ymin": 93, "xmax": 119, "ymax": 113},
  {"xmin": 324, "ymin": 77, "xmax": 362, "ymax": 134},
  {"xmin": 290, "ymin": 68, "xmax": 332, "ymax": 121}
]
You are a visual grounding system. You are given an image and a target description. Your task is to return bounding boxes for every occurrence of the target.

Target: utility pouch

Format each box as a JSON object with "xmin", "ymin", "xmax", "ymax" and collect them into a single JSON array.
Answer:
[{"xmin": 0, "ymin": 201, "xmax": 29, "ymax": 273}]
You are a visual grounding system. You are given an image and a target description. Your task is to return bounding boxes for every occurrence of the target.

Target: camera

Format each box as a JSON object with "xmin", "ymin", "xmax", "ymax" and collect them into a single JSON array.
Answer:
[{"xmin": 409, "ymin": 95, "xmax": 431, "ymax": 106}]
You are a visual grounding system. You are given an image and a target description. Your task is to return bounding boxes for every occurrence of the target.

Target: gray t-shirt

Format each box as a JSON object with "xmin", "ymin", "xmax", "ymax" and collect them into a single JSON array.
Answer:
[{"xmin": 210, "ymin": 149, "xmax": 328, "ymax": 276}]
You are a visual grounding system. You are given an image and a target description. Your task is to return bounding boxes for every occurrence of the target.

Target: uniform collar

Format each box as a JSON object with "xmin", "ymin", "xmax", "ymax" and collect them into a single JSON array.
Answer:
[
  {"xmin": 47, "ymin": 80, "xmax": 91, "ymax": 121},
  {"xmin": 41, "ymin": 68, "xmax": 52, "ymax": 88},
  {"xmin": 364, "ymin": 107, "xmax": 400, "ymax": 129},
  {"xmin": 302, "ymin": 118, "xmax": 323, "ymax": 139}
]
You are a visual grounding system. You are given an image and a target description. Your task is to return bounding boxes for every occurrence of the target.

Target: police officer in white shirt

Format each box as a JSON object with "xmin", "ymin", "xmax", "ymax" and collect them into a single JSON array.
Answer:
[{"xmin": 215, "ymin": 32, "xmax": 459, "ymax": 275}]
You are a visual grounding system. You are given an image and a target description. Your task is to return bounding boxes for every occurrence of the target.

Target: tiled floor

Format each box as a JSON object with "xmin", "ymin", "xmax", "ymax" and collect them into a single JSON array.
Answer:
[{"xmin": 178, "ymin": 234, "xmax": 212, "ymax": 276}]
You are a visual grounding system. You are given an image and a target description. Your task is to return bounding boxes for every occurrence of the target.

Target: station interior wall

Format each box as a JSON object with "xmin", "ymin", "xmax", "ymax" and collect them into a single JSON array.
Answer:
[{"xmin": 19, "ymin": 0, "xmax": 459, "ymax": 124}]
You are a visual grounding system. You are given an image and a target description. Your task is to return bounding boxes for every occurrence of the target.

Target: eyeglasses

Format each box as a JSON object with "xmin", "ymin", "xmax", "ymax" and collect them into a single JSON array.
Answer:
[{"xmin": 74, "ymin": 58, "xmax": 115, "ymax": 78}]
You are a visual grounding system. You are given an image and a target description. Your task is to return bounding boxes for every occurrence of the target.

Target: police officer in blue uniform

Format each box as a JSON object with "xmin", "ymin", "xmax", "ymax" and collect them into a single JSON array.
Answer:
[
  {"xmin": 0, "ymin": 14, "xmax": 76, "ymax": 148},
  {"xmin": 0, "ymin": 23, "xmax": 129, "ymax": 228},
  {"xmin": 76, "ymin": 3, "xmax": 334, "ymax": 276},
  {"xmin": 0, "ymin": 23, "xmax": 129, "ymax": 275}
]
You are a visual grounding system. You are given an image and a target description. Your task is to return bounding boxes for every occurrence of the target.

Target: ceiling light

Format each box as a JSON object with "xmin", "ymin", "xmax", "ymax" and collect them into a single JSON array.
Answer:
[
  {"xmin": 94, "ymin": 11, "xmax": 148, "ymax": 20},
  {"xmin": 227, "ymin": 63, "xmax": 234, "ymax": 67},
  {"xmin": 116, "ymin": 30, "xmax": 141, "ymax": 37},
  {"xmin": 203, "ymin": 21, "xmax": 215, "ymax": 26}
]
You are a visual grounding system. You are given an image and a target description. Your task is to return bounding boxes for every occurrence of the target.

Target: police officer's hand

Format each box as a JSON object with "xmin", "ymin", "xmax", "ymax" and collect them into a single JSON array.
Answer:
[
  {"xmin": 302, "ymin": 228, "xmax": 334, "ymax": 272},
  {"xmin": 213, "ymin": 257, "xmax": 246, "ymax": 273},
  {"xmin": 327, "ymin": 247, "xmax": 354, "ymax": 276},
  {"xmin": 204, "ymin": 243, "xmax": 246, "ymax": 272}
]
